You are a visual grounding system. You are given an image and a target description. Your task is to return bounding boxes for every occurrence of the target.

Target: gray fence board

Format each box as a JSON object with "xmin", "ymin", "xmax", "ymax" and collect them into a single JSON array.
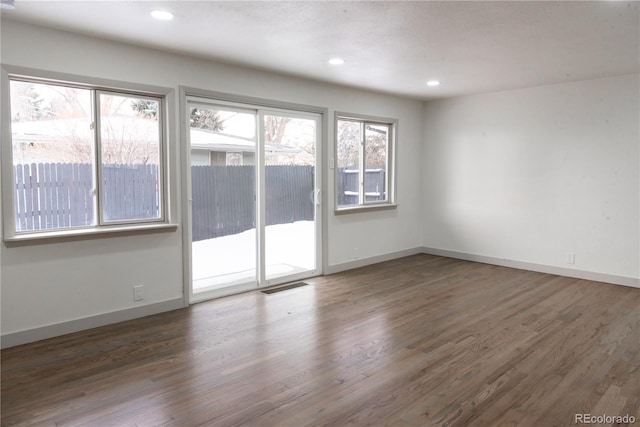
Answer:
[
  {"xmin": 14, "ymin": 163, "xmax": 322, "ymax": 240},
  {"xmin": 337, "ymin": 167, "xmax": 386, "ymax": 206},
  {"xmin": 190, "ymin": 165, "xmax": 314, "ymax": 241}
]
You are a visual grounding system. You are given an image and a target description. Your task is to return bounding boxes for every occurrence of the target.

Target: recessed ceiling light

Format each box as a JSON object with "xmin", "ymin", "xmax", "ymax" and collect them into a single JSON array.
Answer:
[
  {"xmin": 427, "ymin": 80, "xmax": 440, "ymax": 87},
  {"xmin": 328, "ymin": 58, "xmax": 345, "ymax": 66},
  {"xmin": 151, "ymin": 10, "xmax": 174, "ymax": 20}
]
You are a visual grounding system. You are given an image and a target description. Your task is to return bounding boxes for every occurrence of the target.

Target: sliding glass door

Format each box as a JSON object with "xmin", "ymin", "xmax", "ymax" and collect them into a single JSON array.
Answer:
[
  {"xmin": 263, "ymin": 112, "xmax": 318, "ymax": 282},
  {"xmin": 187, "ymin": 98, "xmax": 321, "ymax": 301},
  {"xmin": 189, "ymin": 104, "xmax": 257, "ymax": 294}
]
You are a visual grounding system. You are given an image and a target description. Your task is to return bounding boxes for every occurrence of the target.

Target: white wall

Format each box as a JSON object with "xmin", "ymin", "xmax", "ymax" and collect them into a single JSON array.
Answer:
[
  {"xmin": 0, "ymin": 20, "xmax": 423, "ymax": 342},
  {"xmin": 4, "ymin": 18, "xmax": 636, "ymax": 346},
  {"xmin": 422, "ymin": 74, "xmax": 640, "ymax": 281}
]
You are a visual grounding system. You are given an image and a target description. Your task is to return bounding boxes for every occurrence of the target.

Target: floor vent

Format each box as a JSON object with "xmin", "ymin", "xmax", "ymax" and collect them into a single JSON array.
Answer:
[{"xmin": 261, "ymin": 282, "xmax": 310, "ymax": 294}]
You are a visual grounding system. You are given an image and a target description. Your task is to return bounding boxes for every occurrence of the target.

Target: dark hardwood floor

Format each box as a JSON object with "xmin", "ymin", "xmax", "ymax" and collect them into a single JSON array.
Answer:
[{"xmin": 2, "ymin": 254, "xmax": 639, "ymax": 426}]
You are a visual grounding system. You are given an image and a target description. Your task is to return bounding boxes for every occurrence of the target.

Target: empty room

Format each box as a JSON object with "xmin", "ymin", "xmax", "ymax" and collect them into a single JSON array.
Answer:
[{"xmin": 1, "ymin": 1, "xmax": 638, "ymax": 426}]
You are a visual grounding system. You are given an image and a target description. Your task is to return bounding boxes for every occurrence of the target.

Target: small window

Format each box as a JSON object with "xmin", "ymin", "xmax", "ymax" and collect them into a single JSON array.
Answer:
[
  {"xmin": 8, "ymin": 77, "xmax": 165, "ymax": 235},
  {"xmin": 335, "ymin": 114, "xmax": 396, "ymax": 211}
]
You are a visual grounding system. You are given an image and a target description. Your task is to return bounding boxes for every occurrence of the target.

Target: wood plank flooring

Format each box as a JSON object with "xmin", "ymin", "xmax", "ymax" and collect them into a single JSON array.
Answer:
[{"xmin": 2, "ymin": 254, "xmax": 639, "ymax": 426}]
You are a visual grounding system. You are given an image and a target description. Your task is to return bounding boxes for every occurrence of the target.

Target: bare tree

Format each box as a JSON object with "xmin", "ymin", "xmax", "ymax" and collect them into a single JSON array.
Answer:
[
  {"xmin": 265, "ymin": 116, "xmax": 290, "ymax": 144},
  {"xmin": 190, "ymin": 108, "xmax": 225, "ymax": 131},
  {"xmin": 10, "ymin": 82, "xmax": 53, "ymax": 121},
  {"xmin": 11, "ymin": 82, "xmax": 163, "ymax": 165},
  {"xmin": 337, "ymin": 121, "xmax": 388, "ymax": 168}
]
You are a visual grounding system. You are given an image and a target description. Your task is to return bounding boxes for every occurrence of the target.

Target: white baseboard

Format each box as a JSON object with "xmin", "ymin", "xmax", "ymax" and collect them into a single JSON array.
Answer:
[
  {"xmin": 326, "ymin": 247, "xmax": 422, "ymax": 275},
  {"xmin": 421, "ymin": 247, "xmax": 640, "ymax": 289},
  {"xmin": 1, "ymin": 298, "xmax": 185, "ymax": 349}
]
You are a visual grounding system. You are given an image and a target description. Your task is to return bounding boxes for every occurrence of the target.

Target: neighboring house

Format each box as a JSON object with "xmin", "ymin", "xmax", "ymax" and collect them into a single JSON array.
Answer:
[
  {"xmin": 190, "ymin": 128, "xmax": 298, "ymax": 166},
  {"xmin": 11, "ymin": 119, "xmax": 299, "ymax": 167},
  {"xmin": 11, "ymin": 119, "xmax": 92, "ymax": 164},
  {"xmin": 11, "ymin": 117, "xmax": 159, "ymax": 164}
]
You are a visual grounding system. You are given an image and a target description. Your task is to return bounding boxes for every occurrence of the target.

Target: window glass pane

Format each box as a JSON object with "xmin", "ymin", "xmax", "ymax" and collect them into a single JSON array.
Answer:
[
  {"xmin": 264, "ymin": 114, "xmax": 317, "ymax": 282},
  {"xmin": 189, "ymin": 106, "xmax": 256, "ymax": 166},
  {"xmin": 10, "ymin": 80, "xmax": 95, "ymax": 231},
  {"xmin": 336, "ymin": 119, "xmax": 361, "ymax": 207},
  {"xmin": 364, "ymin": 123, "xmax": 388, "ymax": 203},
  {"xmin": 189, "ymin": 107, "xmax": 257, "ymax": 291},
  {"xmin": 99, "ymin": 93, "xmax": 161, "ymax": 222}
]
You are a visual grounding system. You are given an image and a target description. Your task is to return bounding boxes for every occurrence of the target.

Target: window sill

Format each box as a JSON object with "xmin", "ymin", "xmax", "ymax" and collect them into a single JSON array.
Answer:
[
  {"xmin": 334, "ymin": 203, "xmax": 398, "ymax": 215},
  {"xmin": 4, "ymin": 223, "xmax": 178, "ymax": 245}
]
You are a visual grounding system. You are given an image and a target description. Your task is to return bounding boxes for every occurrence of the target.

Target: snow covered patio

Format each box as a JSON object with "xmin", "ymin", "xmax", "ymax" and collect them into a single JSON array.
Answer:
[{"xmin": 192, "ymin": 221, "xmax": 315, "ymax": 292}]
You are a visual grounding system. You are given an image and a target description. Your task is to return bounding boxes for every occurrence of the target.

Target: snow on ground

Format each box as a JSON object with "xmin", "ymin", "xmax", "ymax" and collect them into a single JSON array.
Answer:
[{"xmin": 192, "ymin": 221, "xmax": 315, "ymax": 292}]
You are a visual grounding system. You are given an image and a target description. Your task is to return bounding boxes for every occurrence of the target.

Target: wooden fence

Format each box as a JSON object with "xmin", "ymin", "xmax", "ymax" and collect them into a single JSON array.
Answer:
[
  {"xmin": 337, "ymin": 167, "xmax": 387, "ymax": 206},
  {"xmin": 13, "ymin": 163, "xmax": 383, "ymax": 238},
  {"xmin": 13, "ymin": 163, "xmax": 314, "ymax": 241},
  {"xmin": 102, "ymin": 165, "xmax": 160, "ymax": 222},
  {"xmin": 13, "ymin": 163, "xmax": 159, "ymax": 231},
  {"xmin": 191, "ymin": 165, "xmax": 314, "ymax": 241}
]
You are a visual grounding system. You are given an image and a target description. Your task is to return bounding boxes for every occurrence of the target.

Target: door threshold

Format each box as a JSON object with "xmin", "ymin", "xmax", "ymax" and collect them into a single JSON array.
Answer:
[{"xmin": 261, "ymin": 281, "xmax": 311, "ymax": 294}]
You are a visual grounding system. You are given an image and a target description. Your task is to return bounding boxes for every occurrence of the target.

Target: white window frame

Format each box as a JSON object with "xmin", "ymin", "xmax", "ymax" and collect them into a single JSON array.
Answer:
[
  {"xmin": 334, "ymin": 112, "xmax": 397, "ymax": 213},
  {"xmin": 1, "ymin": 67, "xmax": 175, "ymax": 241}
]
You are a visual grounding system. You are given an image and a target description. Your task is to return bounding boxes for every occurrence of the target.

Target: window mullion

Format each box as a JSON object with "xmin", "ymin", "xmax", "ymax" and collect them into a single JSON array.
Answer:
[
  {"xmin": 359, "ymin": 122, "xmax": 365, "ymax": 206},
  {"xmin": 386, "ymin": 124, "xmax": 391, "ymax": 203},
  {"xmin": 92, "ymin": 90, "xmax": 103, "ymax": 226}
]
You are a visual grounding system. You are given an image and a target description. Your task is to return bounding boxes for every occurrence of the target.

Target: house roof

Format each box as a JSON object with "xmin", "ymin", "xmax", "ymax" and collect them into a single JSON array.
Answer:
[
  {"xmin": 190, "ymin": 128, "xmax": 299, "ymax": 154},
  {"xmin": 11, "ymin": 119, "xmax": 299, "ymax": 154}
]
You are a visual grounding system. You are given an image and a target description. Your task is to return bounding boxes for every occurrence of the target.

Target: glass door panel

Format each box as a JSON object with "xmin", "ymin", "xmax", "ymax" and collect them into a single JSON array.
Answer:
[
  {"xmin": 263, "ymin": 113, "xmax": 318, "ymax": 282},
  {"xmin": 190, "ymin": 104, "xmax": 257, "ymax": 294},
  {"xmin": 187, "ymin": 98, "xmax": 322, "ymax": 302}
]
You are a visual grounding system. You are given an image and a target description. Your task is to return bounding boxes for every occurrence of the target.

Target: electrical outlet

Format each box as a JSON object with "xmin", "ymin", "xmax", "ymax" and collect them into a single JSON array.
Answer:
[
  {"xmin": 567, "ymin": 253, "xmax": 576, "ymax": 265},
  {"xmin": 353, "ymin": 247, "xmax": 359, "ymax": 259},
  {"xmin": 133, "ymin": 285, "xmax": 144, "ymax": 301}
]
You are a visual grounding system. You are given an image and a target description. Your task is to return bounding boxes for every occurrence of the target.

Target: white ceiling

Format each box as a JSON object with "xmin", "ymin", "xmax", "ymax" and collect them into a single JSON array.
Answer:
[{"xmin": 2, "ymin": 1, "xmax": 639, "ymax": 100}]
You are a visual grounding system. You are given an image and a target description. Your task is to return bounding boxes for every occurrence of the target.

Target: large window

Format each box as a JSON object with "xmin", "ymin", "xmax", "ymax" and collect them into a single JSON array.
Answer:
[
  {"xmin": 7, "ymin": 77, "xmax": 165, "ymax": 236},
  {"xmin": 335, "ymin": 114, "xmax": 396, "ymax": 210}
]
